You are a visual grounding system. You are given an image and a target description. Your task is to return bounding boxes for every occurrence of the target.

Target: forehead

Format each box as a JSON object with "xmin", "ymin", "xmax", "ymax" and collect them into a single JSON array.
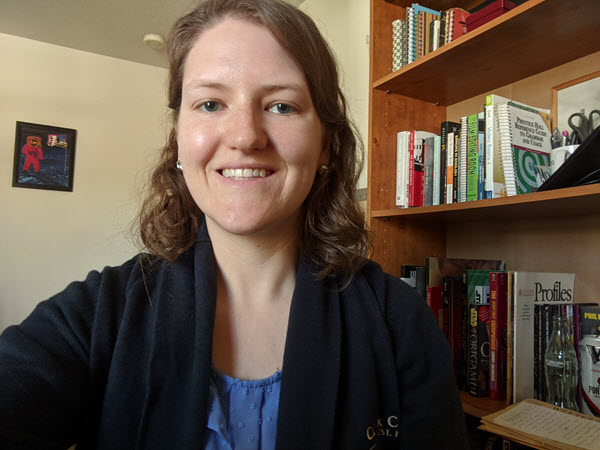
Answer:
[{"xmin": 182, "ymin": 17, "xmax": 306, "ymax": 86}]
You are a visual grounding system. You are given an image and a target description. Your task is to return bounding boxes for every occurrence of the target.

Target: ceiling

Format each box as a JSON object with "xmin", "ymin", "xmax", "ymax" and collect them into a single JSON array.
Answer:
[{"xmin": 0, "ymin": 0, "xmax": 305, "ymax": 69}]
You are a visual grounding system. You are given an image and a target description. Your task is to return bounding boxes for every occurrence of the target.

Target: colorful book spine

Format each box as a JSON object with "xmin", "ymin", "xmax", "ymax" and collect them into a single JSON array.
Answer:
[
  {"xmin": 407, "ymin": 7, "xmax": 416, "ymax": 64},
  {"xmin": 395, "ymin": 131, "xmax": 410, "ymax": 208},
  {"xmin": 578, "ymin": 305, "xmax": 600, "ymax": 417},
  {"xmin": 432, "ymin": 135, "xmax": 441, "ymax": 206},
  {"xmin": 489, "ymin": 271, "xmax": 508, "ymax": 401},
  {"xmin": 392, "ymin": 19, "xmax": 407, "ymax": 72},
  {"xmin": 485, "ymin": 94, "xmax": 509, "ymax": 198},
  {"xmin": 423, "ymin": 136, "xmax": 435, "ymax": 207},
  {"xmin": 467, "ymin": 113, "xmax": 478, "ymax": 202},
  {"xmin": 446, "ymin": 131, "xmax": 455, "ymax": 204},
  {"xmin": 466, "ymin": 269, "xmax": 492, "ymax": 397},
  {"xmin": 477, "ymin": 112, "xmax": 485, "ymax": 200},
  {"xmin": 427, "ymin": 285, "xmax": 444, "ymax": 333},
  {"xmin": 458, "ymin": 116, "xmax": 468, "ymax": 202},
  {"xmin": 440, "ymin": 121, "xmax": 460, "ymax": 205}
]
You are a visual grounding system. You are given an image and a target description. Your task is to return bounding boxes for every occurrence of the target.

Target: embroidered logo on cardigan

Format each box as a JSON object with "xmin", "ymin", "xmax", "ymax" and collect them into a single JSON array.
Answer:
[{"xmin": 366, "ymin": 414, "xmax": 400, "ymax": 444}]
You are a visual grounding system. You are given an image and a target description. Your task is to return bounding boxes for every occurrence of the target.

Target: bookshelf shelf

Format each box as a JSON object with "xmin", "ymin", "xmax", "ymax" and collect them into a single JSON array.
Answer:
[
  {"xmin": 370, "ymin": 185, "xmax": 600, "ymax": 222},
  {"xmin": 368, "ymin": 0, "xmax": 600, "ymax": 422},
  {"xmin": 373, "ymin": 0, "xmax": 600, "ymax": 106},
  {"xmin": 460, "ymin": 391, "xmax": 507, "ymax": 418}
]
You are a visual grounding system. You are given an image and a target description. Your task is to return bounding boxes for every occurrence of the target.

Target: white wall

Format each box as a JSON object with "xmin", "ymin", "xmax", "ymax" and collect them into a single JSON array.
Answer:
[
  {"xmin": 301, "ymin": 0, "xmax": 370, "ymax": 189},
  {"xmin": 0, "ymin": 33, "xmax": 169, "ymax": 331},
  {"xmin": 0, "ymin": 4, "xmax": 370, "ymax": 331}
]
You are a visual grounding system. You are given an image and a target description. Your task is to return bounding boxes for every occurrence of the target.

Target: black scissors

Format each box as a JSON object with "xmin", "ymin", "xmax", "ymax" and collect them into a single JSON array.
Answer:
[{"xmin": 568, "ymin": 109, "xmax": 600, "ymax": 144}]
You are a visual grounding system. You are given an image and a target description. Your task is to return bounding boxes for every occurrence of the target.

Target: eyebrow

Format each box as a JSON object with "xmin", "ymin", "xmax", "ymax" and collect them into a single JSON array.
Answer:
[{"xmin": 182, "ymin": 79, "xmax": 305, "ymax": 95}]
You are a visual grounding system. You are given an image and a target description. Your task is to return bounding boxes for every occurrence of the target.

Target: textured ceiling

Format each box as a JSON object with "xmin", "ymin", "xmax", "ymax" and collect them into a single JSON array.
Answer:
[{"xmin": 0, "ymin": 0, "xmax": 305, "ymax": 68}]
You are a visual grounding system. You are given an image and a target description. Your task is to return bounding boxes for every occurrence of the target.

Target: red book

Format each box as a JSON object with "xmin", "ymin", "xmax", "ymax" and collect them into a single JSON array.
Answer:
[
  {"xmin": 465, "ymin": 0, "xmax": 516, "ymax": 32},
  {"xmin": 489, "ymin": 271, "xmax": 508, "ymax": 401},
  {"xmin": 408, "ymin": 130, "xmax": 437, "ymax": 207},
  {"xmin": 426, "ymin": 285, "xmax": 444, "ymax": 336}
]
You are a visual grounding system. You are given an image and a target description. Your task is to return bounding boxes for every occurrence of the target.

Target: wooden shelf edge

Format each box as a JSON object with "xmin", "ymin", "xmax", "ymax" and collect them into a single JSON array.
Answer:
[
  {"xmin": 370, "ymin": 0, "xmax": 600, "ymax": 106},
  {"xmin": 460, "ymin": 390, "xmax": 507, "ymax": 418},
  {"xmin": 369, "ymin": 184, "xmax": 600, "ymax": 220}
]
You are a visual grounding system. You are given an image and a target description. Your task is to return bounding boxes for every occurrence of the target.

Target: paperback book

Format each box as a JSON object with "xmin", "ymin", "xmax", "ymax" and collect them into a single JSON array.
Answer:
[
  {"xmin": 511, "ymin": 271, "xmax": 575, "ymax": 403},
  {"xmin": 497, "ymin": 101, "xmax": 552, "ymax": 195}
]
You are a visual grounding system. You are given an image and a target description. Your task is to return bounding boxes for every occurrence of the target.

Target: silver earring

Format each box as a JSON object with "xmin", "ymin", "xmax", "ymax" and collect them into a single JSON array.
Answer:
[
  {"xmin": 176, "ymin": 160, "xmax": 183, "ymax": 171},
  {"xmin": 319, "ymin": 164, "xmax": 328, "ymax": 175}
]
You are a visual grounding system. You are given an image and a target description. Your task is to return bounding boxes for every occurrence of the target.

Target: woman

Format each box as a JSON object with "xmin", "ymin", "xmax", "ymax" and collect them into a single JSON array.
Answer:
[{"xmin": 0, "ymin": 0, "xmax": 467, "ymax": 448}]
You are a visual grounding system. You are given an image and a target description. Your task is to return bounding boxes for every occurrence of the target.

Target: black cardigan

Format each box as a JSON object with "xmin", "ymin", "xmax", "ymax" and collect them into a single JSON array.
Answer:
[{"xmin": 0, "ymin": 226, "xmax": 467, "ymax": 449}]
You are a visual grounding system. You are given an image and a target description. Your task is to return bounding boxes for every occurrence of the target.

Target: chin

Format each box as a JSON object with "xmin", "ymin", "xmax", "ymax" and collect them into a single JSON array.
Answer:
[{"xmin": 207, "ymin": 211, "xmax": 300, "ymax": 239}]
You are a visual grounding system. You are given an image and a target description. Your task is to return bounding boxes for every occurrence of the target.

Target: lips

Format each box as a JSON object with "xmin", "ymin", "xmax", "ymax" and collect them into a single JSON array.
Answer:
[{"xmin": 219, "ymin": 168, "xmax": 274, "ymax": 179}]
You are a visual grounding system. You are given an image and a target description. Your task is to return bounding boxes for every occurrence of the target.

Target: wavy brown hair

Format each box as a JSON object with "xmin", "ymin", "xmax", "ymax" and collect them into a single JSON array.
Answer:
[{"xmin": 138, "ymin": 0, "xmax": 371, "ymax": 280}]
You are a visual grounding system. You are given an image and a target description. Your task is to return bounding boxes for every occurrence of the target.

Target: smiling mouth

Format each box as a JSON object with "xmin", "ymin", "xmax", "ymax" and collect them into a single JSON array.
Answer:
[{"xmin": 220, "ymin": 168, "xmax": 274, "ymax": 179}]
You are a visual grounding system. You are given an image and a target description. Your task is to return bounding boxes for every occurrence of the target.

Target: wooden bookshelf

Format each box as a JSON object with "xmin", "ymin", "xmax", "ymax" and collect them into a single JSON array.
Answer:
[
  {"xmin": 460, "ymin": 391, "xmax": 507, "ymax": 418},
  {"xmin": 368, "ymin": 0, "xmax": 600, "ymax": 417},
  {"xmin": 374, "ymin": 0, "xmax": 600, "ymax": 106}
]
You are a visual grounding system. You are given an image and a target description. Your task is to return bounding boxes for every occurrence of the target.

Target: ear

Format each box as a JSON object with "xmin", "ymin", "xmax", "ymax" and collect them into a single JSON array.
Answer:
[{"xmin": 318, "ymin": 132, "xmax": 331, "ymax": 167}]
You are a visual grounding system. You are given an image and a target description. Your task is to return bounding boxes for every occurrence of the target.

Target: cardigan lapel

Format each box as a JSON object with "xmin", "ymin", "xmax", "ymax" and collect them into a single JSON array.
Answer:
[
  {"xmin": 182, "ymin": 222, "xmax": 218, "ymax": 442},
  {"xmin": 276, "ymin": 256, "xmax": 342, "ymax": 449}
]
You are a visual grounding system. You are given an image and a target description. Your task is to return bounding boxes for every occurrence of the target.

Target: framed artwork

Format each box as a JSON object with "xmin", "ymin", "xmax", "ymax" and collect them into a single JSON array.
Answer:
[{"xmin": 12, "ymin": 121, "xmax": 77, "ymax": 191}]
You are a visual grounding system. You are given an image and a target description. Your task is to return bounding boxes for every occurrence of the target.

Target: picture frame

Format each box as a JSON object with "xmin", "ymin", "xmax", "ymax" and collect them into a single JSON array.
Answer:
[{"xmin": 12, "ymin": 121, "xmax": 77, "ymax": 192}]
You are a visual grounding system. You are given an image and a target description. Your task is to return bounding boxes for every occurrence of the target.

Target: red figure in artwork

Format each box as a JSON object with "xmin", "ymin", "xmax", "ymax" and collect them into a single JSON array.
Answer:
[{"xmin": 22, "ymin": 136, "xmax": 44, "ymax": 172}]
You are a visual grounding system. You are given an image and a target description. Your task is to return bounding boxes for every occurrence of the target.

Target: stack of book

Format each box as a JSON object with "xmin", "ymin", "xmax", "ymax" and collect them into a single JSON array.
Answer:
[
  {"xmin": 404, "ymin": 260, "xmax": 600, "ymax": 415},
  {"xmin": 392, "ymin": 3, "xmax": 470, "ymax": 71},
  {"xmin": 395, "ymin": 95, "xmax": 553, "ymax": 208}
]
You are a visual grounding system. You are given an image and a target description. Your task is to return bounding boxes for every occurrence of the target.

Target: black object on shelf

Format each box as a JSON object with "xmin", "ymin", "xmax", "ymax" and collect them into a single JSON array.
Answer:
[{"xmin": 537, "ymin": 125, "xmax": 600, "ymax": 191}]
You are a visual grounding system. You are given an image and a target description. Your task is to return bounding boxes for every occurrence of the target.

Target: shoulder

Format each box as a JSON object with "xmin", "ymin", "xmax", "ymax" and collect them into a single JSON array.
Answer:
[{"xmin": 350, "ymin": 260, "xmax": 430, "ymax": 318}]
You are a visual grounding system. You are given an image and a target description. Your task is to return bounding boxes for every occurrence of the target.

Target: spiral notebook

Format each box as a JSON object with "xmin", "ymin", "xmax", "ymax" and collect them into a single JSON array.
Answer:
[{"xmin": 497, "ymin": 101, "xmax": 552, "ymax": 195}]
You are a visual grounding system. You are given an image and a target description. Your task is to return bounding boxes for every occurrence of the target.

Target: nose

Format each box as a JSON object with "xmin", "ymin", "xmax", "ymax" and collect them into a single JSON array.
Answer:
[{"xmin": 222, "ymin": 105, "xmax": 268, "ymax": 153}]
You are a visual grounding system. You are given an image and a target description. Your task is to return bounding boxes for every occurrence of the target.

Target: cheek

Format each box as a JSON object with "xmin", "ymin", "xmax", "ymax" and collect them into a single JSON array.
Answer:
[{"xmin": 177, "ymin": 119, "xmax": 214, "ymax": 161}]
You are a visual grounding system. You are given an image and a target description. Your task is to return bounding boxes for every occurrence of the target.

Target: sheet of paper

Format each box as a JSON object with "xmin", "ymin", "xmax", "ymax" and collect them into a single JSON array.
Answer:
[{"xmin": 493, "ymin": 402, "xmax": 600, "ymax": 450}]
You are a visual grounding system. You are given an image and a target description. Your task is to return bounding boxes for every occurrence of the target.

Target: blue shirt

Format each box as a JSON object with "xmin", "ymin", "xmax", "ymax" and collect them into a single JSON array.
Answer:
[{"xmin": 203, "ymin": 365, "xmax": 281, "ymax": 449}]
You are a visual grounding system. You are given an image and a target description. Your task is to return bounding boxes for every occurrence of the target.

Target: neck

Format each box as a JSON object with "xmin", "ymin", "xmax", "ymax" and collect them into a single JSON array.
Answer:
[{"xmin": 206, "ymin": 219, "xmax": 300, "ymax": 306}]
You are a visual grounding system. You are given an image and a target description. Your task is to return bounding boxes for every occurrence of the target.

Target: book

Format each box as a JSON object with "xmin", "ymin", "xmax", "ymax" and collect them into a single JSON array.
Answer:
[
  {"xmin": 445, "ymin": 130, "xmax": 456, "ymax": 204},
  {"xmin": 395, "ymin": 131, "xmax": 410, "ymax": 208},
  {"xmin": 459, "ymin": 116, "xmax": 468, "ymax": 202},
  {"xmin": 466, "ymin": 269, "xmax": 493, "ymax": 397},
  {"xmin": 489, "ymin": 271, "xmax": 508, "ymax": 401},
  {"xmin": 511, "ymin": 271, "xmax": 575, "ymax": 403},
  {"xmin": 578, "ymin": 305, "xmax": 600, "ymax": 417},
  {"xmin": 426, "ymin": 257, "xmax": 505, "ymax": 388},
  {"xmin": 497, "ymin": 101, "xmax": 552, "ymax": 196},
  {"xmin": 477, "ymin": 112, "xmax": 486, "ymax": 200},
  {"xmin": 432, "ymin": 135, "xmax": 441, "ymax": 206},
  {"xmin": 467, "ymin": 113, "xmax": 479, "ymax": 202},
  {"xmin": 427, "ymin": 285, "xmax": 445, "ymax": 334},
  {"xmin": 446, "ymin": 7, "xmax": 470, "ymax": 43},
  {"xmin": 485, "ymin": 94, "xmax": 509, "ymax": 198},
  {"xmin": 392, "ymin": 19, "xmax": 407, "ymax": 71},
  {"xmin": 408, "ymin": 130, "xmax": 436, "ymax": 207},
  {"xmin": 407, "ymin": 6, "xmax": 416, "ymax": 64},
  {"xmin": 423, "ymin": 136, "xmax": 436, "ymax": 206},
  {"xmin": 439, "ymin": 121, "xmax": 460, "ymax": 205},
  {"xmin": 480, "ymin": 398, "xmax": 600, "ymax": 450}
]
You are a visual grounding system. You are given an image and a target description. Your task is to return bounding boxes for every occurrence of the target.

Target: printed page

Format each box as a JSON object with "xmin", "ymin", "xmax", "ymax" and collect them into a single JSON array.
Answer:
[{"xmin": 491, "ymin": 401, "xmax": 600, "ymax": 450}]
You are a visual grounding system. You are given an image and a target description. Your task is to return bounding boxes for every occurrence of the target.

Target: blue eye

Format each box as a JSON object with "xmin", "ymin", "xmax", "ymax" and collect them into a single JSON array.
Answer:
[
  {"xmin": 199, "ymin": 101, "xmax": 221, "ymax": 112},
  {"xmin": 269, "ymin": 103, "xmax": 295, "ymax": 115}
]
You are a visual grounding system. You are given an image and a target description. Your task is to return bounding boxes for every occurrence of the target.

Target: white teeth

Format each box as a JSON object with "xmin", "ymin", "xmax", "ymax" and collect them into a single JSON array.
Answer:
[{"xmin": 221, "ymin": 168, "xmax": 271, "ymax": 179}]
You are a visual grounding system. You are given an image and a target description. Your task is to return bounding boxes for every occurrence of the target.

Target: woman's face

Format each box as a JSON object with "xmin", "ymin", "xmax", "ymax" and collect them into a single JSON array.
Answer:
[{"xmin": 177, "ymin": 17, "xmax": 328, "ymax": 239}]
